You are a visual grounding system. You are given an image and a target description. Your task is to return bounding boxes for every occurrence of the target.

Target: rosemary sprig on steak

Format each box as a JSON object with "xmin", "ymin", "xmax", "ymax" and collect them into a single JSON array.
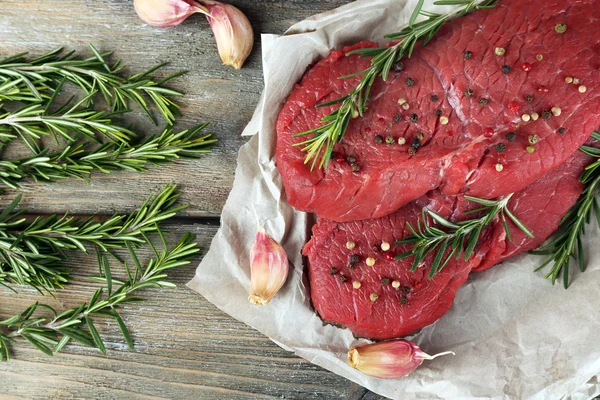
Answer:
[
  {"xmin": 395, "ymin": 195, "xmax": 533, "ymax": 279},
  {"xmin": 293, "ymin": 0, "xmax": 498, "ymax": 170},
  {"xmin": 532, "ymin": 132, "xmax": 600, "ymax": 288}
]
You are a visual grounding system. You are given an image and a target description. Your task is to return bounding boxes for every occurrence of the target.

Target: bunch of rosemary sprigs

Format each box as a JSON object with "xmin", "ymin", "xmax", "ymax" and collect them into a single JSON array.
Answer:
[{"xmin": 0, "ymin": 45, "xmax": 214, "ymax": 359}]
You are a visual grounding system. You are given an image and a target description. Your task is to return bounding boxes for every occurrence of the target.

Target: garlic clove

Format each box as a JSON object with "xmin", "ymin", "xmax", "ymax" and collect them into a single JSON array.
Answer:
[
  {"xmin": 348, "ymin": 340, "xmax": 454, "ymax": 379},
  {"xmin": 134, "ymin": 0, "xmax": 208, "ymax": 29},
  {"xmin": 249, "ymin": 227, "xmax": 289, "ymax": 306},
  {"xmin": 201, "ymin": 0, "xmax": 254, "ymax": 69}
]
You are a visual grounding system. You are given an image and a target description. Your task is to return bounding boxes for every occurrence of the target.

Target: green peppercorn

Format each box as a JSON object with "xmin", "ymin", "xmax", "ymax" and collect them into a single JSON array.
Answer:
[
  {"xmin": 351, "ymin": 163, "xmax": 360, "ymax": 173},
  {"xmin": 416, "ymin": 132, "xmax": 425, "ymax": 141},
  {"xmin": 526, "ymin": 94, "xmax": 534, "ymax": 103},
  {"xmin": 385, "ymin": 135, "xmax": 395, "ymax": 145},
  {"xmin": 330, "ymin": 267, "xmax": 339, "ymax": 275},
  {"xmin": 464, "ymin": 51, "xmax": 473, "ymax": 60},
  {"xmin": 464, "ymin": 88, "xmax": 474, "ymax": 98},
  {"xmin": 479, "ymin": 98, "xmax": 489, "ymax": 105},
  {"xmin": 555, "ymin": 23, "xmax": 567, "ymax": 34}
]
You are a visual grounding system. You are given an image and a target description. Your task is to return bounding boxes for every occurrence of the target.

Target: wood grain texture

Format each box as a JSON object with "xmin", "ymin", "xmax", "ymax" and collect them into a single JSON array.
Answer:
[
  {"xmin": 0, "ymin": 0, "xmax": 350, "ymax": 218},
  {"xmin": 0, "ymin": 1, "xmax": 384, "ymax": 399}
]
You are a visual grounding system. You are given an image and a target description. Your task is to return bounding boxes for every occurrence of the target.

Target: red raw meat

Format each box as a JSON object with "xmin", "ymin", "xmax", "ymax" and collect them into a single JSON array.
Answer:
[
  {"xmin": 277, "ymin": 0, "xmax": 600, "ymax": 222},
  {"xmin": 304, "ymin": 151, "xmax": 588, "ymax": 339}
]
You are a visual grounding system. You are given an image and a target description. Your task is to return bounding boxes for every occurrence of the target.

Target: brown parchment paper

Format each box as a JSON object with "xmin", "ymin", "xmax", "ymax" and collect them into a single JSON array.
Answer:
[{"xmin": 188, "ymin": 1, "xmax": 600, "ymax": 398}]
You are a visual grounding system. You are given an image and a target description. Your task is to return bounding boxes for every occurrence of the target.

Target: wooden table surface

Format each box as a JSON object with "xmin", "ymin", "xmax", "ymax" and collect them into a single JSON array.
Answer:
[{"xmin": 0, "ymin": 1, "xmax": 385, "ymax": 399}]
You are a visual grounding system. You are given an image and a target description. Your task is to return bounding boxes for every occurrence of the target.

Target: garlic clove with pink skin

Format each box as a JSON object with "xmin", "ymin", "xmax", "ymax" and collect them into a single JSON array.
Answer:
[
  {"xmin": 348, "ymin": 340, "xmax": 454, "ymax": 379},
  {"xmin": 134, "ymin": 0, "xmax": 209, "ymax": 29},
  {"xmin": 200, "ymin": 0, "xmax": 254, "ymax": 70},
  {"xmin": 249, "ymin": 227, "xmax": 289, "ymax": 306}
]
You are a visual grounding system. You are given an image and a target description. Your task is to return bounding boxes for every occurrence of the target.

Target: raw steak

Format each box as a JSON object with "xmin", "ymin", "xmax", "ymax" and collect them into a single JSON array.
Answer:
[
  {"xmin": 304, "ymin": 151, "xmax": 588, "ymax": 339},
  {"xmin": 277, "ymin": 0, "xmax": 600, "ymax": 222}
]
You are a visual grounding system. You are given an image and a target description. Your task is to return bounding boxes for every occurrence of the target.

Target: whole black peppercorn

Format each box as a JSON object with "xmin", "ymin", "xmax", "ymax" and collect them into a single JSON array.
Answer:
[
  {"xmin": 394, "ymin": 114, "xmax": 402, "ymax": 123},
  {"xmin": 408, "ymin": 147, "xmax": 416, "ymax": 155},
  {"xmin": 412, "ymin": 138, "xmax": 422, "ymax": 149},
  {"xmin": 464, "ymin": 88, "xmax": 474, "ymax": 98},
  {"xmin": 464, "ymin": 51, "xmax": 473, "ymax": 60},
  {"xmin": 506, "ymin": 132, "xmax": 516, "ymax": 142},
  {"xmin": 330, "ymin": 267, "xmax": 339, "ymax": 275},
  {"xmin": 435, "ymin": 109, "xmax": 442, "ymax": 117},
  {"xmin": 502, "ymin": 65, "xmax": 512, "ymax": 74},
  {"xmin": 374, "ymin": 135, "xmax": 384, "ymax": 144},
  {"xmin": 431, "ymin": 94, "xmax": 439, "ymax": 102},
  {"xmin": 385, "ymin": 135, "xmax": 395, "ymax": 145},
  {"xmin": 410, "ymin": 113, "xmax": 419, "ymax": 123},
  {"xmin": 559, "ymin": 127, "xmax": 567, "ymax": 134},
  {"xmin": 402, "ymin": 286, "xmax": 411, "ymax": 295},
  {"xmin": 541, "ymin": 110, "xmax": 552, "ymax": 120},
  {"xmin": 400, "ymin": 296, "xmax": 408, "ymax": 304},
  {"xmin": 496, "ymin": 143, "xmax": 507, "ymax": 153},
  {"xmin": 372, "ymin": 244, "xmax": 379, "ymax": 252},
  {"xmin": 351, "ymin": 163, "xmax": 360, "ymax": 173},
  {"xmin": 405, "ymin": 77, "xmax": 415, "ymax": 87},
  {"xmin": 526, "ymin": 94, "xmax": 534, "ymax": 103},
  {"xmin": 393, "ymin": 61, "xmax": 404, "ymax": 72},
  {"xmin": 380, "ymin": 277, "xmax": 391, "ymax": 285},
  {"xmin": 350, "ymin": 254, "xmax": 360, "ymax": 265},
  {"xmin": 479, "ymin": 98, "xmax": 489, "ymax": 105},
  {"xmin": 339, "ymin": 275, "xmax": 348, "ymax": 283},
  {"xmin": 330, "ymin": 151, "xmax": 337, "ymax": 159},
  {"xmin": 347, "ymin": 155, "xmax": 356, "ymax": 163}
]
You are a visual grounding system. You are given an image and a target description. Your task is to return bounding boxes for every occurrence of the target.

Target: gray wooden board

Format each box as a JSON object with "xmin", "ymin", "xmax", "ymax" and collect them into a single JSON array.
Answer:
[{"xmin": 0, "ymin": 1, "xmax": 390, "ymax": 399}]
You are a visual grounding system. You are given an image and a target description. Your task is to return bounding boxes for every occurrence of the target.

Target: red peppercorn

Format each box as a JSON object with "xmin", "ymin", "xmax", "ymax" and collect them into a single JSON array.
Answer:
[
  {"xmin": 336, "ymin": 155, "xmax": 345, "ymax": 163},
  {"xmin": 508, "ymin": 123, "xmax": 516, "ymax": 131},
  {"xmin": 537, "ymin": 86, "xmax": 549, "ymax": 94},
  {"xmin": 484, "ymin": 128, "xmax": 494, "ymax": 138},
  {"xmin": 508, "ymin": 101, "xmax": 521, "ymax": 112},
  {"xmin": 446, "ymin": 130, "xmax": 455, "ymax": 137},
  {"xmin": 521, "ymin": 62, "xmax": 533, "ymax": 72},
  {"xmin": 384, "ymin": 251, "xmax": 395, "ymax": 261},
  {"xmin": 414, "ymin": 281, "xmax": 423, "ymax": 289}
]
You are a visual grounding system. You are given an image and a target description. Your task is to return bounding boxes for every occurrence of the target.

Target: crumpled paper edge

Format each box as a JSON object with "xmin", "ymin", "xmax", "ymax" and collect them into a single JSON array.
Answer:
[{"xmin": 188, "ymin": 1, "xmax": 600, "ymax": 398}]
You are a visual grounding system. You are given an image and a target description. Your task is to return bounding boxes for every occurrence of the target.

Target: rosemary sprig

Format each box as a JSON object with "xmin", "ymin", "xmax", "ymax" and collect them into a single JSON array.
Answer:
[
  {"xmin": 0, "ymin": 184, "xmax": 186, "ymax": 293},
  {"xmin": 0, "ymin": 45, "xmax": 184, "ymax": 125},
  {"xmin": 0, "ymin": 99, "xmax": 135, "ymax": 151},
  {"xmin": 532, "ymin": 132, "xmax": 600, "ymax": 288},
  {"xmin": 395, "ymin": 195, "xmax": 533, "ymax": 279},
  {"xmin": 0, "ymin": 123, "xmax": 216, "ymax": 189},
  {"xmin": 294, "ymin": 0, "xmax": 498, "ymax": 170},
  {"xmin": 0, "ymin": 232, "xmax": 199, "ymax": 360}
]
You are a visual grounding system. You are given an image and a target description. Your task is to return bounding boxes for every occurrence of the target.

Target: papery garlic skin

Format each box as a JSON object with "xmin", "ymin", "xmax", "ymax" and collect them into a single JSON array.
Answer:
[
  {"xmin": 201, "ymin": 0, "xmax": 254, "ymax": 69},
  {"xmin": 249, "ymin": 227, "xmax": 289, "ymax": 306},
  {"xmin": 134, "ymin": 0, "xmax": 208, "ymax": 29},
  {"xmin": 348, "ymin": 340, "xmax": 454, "ymax": 379}
]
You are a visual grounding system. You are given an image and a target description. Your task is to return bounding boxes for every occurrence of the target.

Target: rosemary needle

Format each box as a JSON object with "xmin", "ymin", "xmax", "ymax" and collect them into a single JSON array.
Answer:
[
  {"xmin": 293, "ymin": 0, "xmax": 498, "ymax": 170},
  {"xmin": 395, "ymin": 194, "xmax": 533, "ymax": 279}
]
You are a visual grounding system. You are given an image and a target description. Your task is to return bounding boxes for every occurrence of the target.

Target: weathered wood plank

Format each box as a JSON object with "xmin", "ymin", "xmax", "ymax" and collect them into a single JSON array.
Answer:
[
  {"xmin": 0, "ymin": 222, "xmax": 351, "ymax": 399},
  {"xmin": 0, "ymin": 0, "xmax": 349, "ymax": 218}
]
